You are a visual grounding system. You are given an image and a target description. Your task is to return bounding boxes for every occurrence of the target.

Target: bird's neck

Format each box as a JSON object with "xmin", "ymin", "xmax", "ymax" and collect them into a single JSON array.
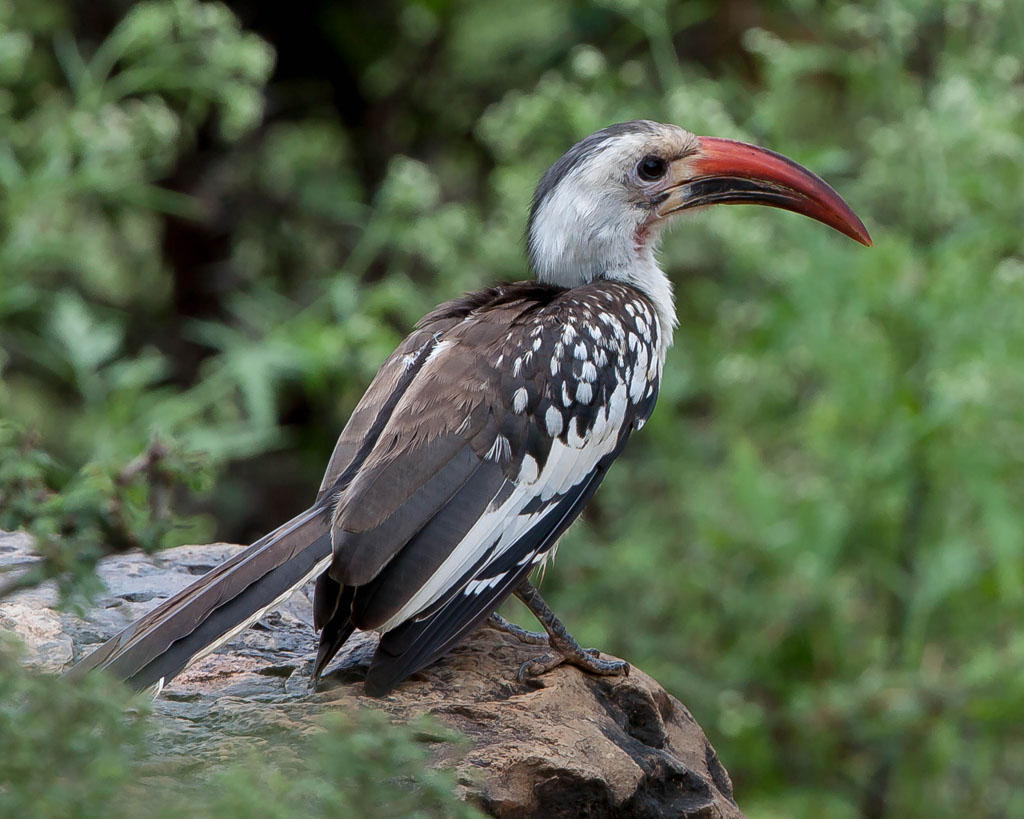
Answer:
[
  {"xmin": 534, "ymin": 243, "xmax": 677, "ymax": 357},
  {"xmin": 620, "ymin": 255, "xmax": 678, "ymax": 358}
]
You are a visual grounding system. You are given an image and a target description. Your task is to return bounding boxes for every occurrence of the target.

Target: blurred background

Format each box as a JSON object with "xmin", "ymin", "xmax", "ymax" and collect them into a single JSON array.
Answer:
[{"xmin": 2, "ymin": 0, "xmax": 1023, "ymax": 816}]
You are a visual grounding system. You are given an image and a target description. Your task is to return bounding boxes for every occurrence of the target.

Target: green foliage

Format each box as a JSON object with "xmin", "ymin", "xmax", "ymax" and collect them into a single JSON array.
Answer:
[
  {"xmin": 0, "ymin": 636, "xmax": 149, "ymax": 818},
  {"xmin": 2, "ymin": 0, "xmax": 1024, "ymax": 817},
  {"xmin": 0, "ymin": 0, "xmax": 276, "ymax": 560},
  {"xmin": 0, "ymin": 424, "xmax": 210, "ymax": 603},
  {"xmin": 0, "ymin": 643, "xmax": 477, "ymax": 818}
]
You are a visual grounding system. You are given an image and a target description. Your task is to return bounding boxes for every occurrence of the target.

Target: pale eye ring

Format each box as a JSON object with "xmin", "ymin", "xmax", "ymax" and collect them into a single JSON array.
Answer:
[{"xmin": 637, "ymin": 155, "xmax": 667, "ymax": 181}]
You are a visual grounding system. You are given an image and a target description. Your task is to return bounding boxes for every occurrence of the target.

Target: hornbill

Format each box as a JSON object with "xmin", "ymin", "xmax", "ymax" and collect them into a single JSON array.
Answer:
[{"xmin": 68, "ymin": 120, "xmax": 870, "ymax": 697}]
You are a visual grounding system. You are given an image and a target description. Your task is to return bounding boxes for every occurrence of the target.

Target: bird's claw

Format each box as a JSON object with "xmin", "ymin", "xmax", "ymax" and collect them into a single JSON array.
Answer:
[
  {"xmin": 488, "ymin": 612, "xmax": 549, "ymax": 645},
  {"xmin": 517, "ymin": 653, "xmax": 556, "ymax": 682},
  {"xmin": 516, "ymin": 648, "xmax": 629, "ymax": 683}
]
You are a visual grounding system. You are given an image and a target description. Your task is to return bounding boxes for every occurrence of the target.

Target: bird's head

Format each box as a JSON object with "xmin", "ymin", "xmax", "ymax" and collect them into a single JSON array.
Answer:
[{"xmin": 527, "ymin": 120, "xmax": 870, "ymax": 329}]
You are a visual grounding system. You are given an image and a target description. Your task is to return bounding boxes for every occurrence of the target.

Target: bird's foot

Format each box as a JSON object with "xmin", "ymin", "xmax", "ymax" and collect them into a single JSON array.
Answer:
[
  {"xmin": 488, "ymin": 612, "xmax": 549, "ymax": 645},
  {"xmin": 512, "ymin": 579, "xmax": 629, "ymax": 684},
  {"xmin": 516, "ymin": 637, "xmax": 629, "ymax": 682}
]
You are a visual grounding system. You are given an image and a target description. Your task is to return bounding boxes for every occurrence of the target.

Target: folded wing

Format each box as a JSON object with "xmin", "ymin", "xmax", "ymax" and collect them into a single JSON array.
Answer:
[{"xmin": 313, "ymin": 281, "xmax": 663, "ymax": 693}]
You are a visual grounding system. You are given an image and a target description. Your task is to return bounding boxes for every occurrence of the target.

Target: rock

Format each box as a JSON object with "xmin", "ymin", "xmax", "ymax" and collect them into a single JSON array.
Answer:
[{"xmin": 0, "ymin": 530, "xmax": 743, "ymax": 818}]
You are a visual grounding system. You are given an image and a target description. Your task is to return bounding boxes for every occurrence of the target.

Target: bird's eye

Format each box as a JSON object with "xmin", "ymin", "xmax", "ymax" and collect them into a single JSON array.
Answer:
[{"xmin": 637, "ymin": 155, "xmax": 667, "ymax": 181}]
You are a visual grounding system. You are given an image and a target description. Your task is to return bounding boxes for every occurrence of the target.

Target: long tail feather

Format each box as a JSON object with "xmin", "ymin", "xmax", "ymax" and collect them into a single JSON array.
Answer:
[{"xmin": 65, "ymin": 506, "xmax": 333, "ymax": 691}]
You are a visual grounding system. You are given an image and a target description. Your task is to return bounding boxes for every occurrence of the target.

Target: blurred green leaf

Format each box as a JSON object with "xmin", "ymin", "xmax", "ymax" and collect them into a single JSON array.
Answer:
[{"xmin": 3, "ymin": 0, "xmax": 1024, "ymax": 816}]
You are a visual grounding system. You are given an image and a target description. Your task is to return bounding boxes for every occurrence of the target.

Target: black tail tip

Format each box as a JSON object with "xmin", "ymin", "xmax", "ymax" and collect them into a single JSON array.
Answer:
[
  {"xmin": 306, "ymin": 665, "xmax": 394, "ymax": 697},
  {"xmin": 361, "ymin": 671, "xmax": 397, "ymax": 698}
]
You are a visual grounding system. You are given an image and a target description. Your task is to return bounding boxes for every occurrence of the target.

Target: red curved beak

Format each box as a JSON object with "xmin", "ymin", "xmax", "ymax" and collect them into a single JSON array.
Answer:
[{"xmin": 657, "ymin": 136, "xmax": 872, "ymax": 247}]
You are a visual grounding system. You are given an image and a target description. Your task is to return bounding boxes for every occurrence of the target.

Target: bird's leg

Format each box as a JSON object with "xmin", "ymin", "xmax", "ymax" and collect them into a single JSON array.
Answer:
[
  {"xmin": 487, "ymin": 612, "xmax": 549, "ymax": 645},
  {"xmin": 513, "ymin": 580, "xmax": 629, "ymax": 682}
]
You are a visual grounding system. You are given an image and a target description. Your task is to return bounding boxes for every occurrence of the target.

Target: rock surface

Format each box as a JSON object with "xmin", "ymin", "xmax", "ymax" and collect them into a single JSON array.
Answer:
[{"xmin": 0, "ymin": 530, "xmax": 743, "ymax": 818}]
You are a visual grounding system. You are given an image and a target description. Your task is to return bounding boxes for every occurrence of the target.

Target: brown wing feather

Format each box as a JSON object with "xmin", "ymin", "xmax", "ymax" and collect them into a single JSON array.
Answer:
[
  {"xmin": 315, "ymin": 282, "xmax": 563, "ymax": 502},
  {"xmin": 327, "ymin": 295, "xmax": 542, "ymax": 587},
  {"xmin": 316, "ymin": 325, "xmax": 453, "ymax": 502}
]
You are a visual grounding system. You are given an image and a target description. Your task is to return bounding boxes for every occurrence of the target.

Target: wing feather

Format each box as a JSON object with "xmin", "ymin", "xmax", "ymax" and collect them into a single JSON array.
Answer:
[
  {"xmin": 315, "ymin": 298, "xmax": 487, "ymax": 502},
  {"xmin": 332, "ymin": 440, "xmax": 484, "ymax": 586},
  {"xmin": 349, "ymin": 458, "xmax": 509, "ymax": 628},
  {"xmin": 362, "ymin": 450, "xmax": 621, "ymax": 696}
]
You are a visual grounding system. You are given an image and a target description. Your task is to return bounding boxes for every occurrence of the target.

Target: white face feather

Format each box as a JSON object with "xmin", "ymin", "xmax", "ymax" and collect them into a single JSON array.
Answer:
[{"xmin": 527, "ymin": 122, "xmax": 699, "ymax": 347}]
